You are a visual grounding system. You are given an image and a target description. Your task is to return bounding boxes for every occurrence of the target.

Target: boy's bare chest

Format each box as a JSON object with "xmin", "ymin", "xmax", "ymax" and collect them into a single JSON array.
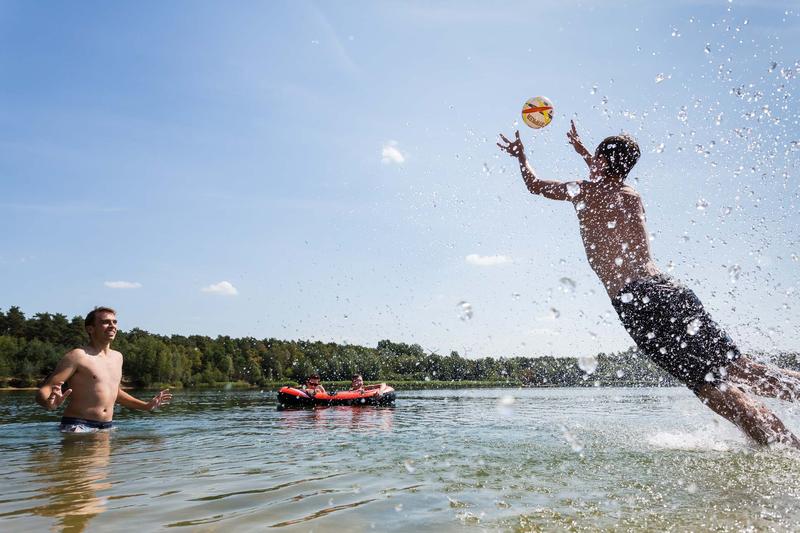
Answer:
[{"xmin": 73, "ymin": 354, "xmax": 123, "ymax": 384}]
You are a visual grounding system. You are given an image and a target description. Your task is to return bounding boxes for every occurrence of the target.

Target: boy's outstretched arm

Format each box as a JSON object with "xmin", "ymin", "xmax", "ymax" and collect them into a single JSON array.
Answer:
[
  {"xmin": 567, "ymin": 120, "xmax": 593, "ymax": 168},
  {"xmin": 497, "ymin": 130, "xmax": 572, "ymax": 201}
]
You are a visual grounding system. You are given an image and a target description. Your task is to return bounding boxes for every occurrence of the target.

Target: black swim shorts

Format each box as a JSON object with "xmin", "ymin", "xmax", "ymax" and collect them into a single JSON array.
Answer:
[
  {"xmin": 59, "ymin": 416, "xmax": 113, "ymax": 433},
  {"xmin": 611, "ymin": 275, "xmax": 741, "ymax": 391}
]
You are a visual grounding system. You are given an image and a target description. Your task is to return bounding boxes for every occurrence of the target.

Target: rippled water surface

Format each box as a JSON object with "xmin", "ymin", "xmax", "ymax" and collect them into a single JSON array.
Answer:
[{"xmin": 3, "ymin": 387, "xmax": 800, "ymax": 531}]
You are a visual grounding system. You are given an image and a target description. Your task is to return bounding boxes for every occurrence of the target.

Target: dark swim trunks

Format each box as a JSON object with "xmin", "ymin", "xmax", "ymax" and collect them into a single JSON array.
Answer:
[
  {"xmin": 59, "ymin": 416, "xmax": 113, "ymax": 433},
  {"xmin": 611, "ymin": 275, "xmax": 741, "ymax": 391}
]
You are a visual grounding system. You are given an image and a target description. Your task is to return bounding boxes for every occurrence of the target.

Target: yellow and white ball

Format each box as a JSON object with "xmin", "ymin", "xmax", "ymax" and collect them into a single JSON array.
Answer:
[{"xmin": 521, "ymin": 96, "xmax": 554, "ymax": 129}]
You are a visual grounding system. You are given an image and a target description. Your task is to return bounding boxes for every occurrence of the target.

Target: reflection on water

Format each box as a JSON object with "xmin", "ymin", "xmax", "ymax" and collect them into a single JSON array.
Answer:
[
  {"xmin": 277, "ymin": 405, "xmax": 395, "ymax": 432},
  {"xmin": 5, "ymin": 432, "xmax": 111, "ymax": 532},
  {"xmin": 2, "ymin": 388, "xmax": 800, "ymax": 531}
]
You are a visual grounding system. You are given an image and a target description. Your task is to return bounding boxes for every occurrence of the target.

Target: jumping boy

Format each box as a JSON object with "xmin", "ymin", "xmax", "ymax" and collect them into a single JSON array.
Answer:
[
  {"xmin": 36, "ymin": 306, "xmax": 172, "ymax": 432},
  {"xmin": 498, "ymin": 121, "xmax": 800, "ymax": 447}
]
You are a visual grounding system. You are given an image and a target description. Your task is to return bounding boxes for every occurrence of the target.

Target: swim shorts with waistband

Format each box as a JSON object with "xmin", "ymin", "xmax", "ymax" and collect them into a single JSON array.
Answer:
[
  {"xmin": 59, "ymin": 416, "xmax": 113, "ymax": 433},
  {"xmin": 611, "ymin": 275, "xmax": 741, "ymax": 391}
]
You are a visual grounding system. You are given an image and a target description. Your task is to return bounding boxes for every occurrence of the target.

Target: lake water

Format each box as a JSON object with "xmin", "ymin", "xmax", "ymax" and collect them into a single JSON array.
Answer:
[{"xmin": 2, "ymin": 387, "xmax": 800, "ymax": 531}]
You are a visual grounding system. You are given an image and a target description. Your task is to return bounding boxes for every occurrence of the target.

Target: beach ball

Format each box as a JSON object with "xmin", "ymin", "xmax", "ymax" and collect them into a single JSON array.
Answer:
[{"xmin": 521, "ymin": 96, "xmax": 554, "ymax": 129}]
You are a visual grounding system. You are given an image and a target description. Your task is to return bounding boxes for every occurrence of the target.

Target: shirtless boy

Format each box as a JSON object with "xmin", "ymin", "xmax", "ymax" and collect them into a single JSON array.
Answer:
[
  {"xmin": 498, "ymin": 122, "xmax": 800, "ymax": 447},
  {"xmin": 36, "ymin": 307, "xmax": 172, "ymax": 432}
]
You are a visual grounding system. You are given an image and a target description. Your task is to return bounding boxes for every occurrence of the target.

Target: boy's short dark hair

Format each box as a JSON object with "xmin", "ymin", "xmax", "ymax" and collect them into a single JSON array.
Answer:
[
  {"xmin": 85, "ymin": 306, "xmax": 116, "ymax": 332},
  {"xmin": 352, "ymin": 374, "xmax": 363, "ymax": 380},
  {"xmin": 307, "ymin": 373, "xmax": 321, "ymax": 381},
  {"xmin": 595, "ymin": 134, "xmax": 641, "ymax": 179}
]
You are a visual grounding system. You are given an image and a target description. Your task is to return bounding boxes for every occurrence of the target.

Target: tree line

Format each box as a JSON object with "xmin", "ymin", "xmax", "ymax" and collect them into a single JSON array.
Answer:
[{"xmin": 2, "ymin": 306, "xmax": 797, "ymax": 389}]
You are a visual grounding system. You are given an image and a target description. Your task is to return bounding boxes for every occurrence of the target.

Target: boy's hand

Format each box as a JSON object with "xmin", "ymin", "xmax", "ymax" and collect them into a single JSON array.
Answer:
[
  {"xmin": 46, "ymin": 381, "xmax": 72, "ymax": 410},
  {"xmin": 497, "ymin": 130, "xmax": 526, "ymax": 160},
  {"xmin": 146, "ymin": 389, "xmax": 172, "ymax": 411},
  {"xmin": 567, "ymin": 120, "xmax": 593, "ymax": 165}
]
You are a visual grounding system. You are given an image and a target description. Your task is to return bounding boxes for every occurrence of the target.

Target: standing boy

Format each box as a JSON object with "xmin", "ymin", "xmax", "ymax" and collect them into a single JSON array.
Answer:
[
  {"xmin": 36, "ymin": 307, "xmax": 172, "ymax": 432},
  {"xmin": 498, "ymin": 122, "xmax": 800, "ymax": 447}
]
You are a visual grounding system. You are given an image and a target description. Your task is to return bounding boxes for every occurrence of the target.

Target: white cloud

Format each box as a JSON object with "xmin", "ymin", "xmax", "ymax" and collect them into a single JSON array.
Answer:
[
  {"xmin": 104, "ymin": 281, "xmax": 142, "ymax": 289},
  {"xmin": 381, "ymin": 141, "xmax": 406, "ymax": 164},
  {"xmin": 201, "ymin": 281, "xmax": 239, "ymax": 296},
  {"xmin": 465, "ymin": 254, "xmax": 510, "ymax": 266}
]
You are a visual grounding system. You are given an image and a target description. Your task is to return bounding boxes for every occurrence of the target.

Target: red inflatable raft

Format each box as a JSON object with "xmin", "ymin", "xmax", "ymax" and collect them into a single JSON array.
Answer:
[{"xmin": 277, "ymin": 384, "xmax": 396, "ymax": 408}]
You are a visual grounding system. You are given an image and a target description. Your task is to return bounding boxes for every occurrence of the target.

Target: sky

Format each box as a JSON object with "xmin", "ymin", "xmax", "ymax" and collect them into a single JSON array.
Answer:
[{"xmin": 1, "ymin": 1, "xmax": 799, "ymax": 359}]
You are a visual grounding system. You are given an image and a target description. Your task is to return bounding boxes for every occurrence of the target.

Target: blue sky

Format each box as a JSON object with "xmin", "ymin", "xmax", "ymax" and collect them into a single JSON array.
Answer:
[{"xmin": 1, "ymin": 1, "xmax": 798, "ymax": 358}]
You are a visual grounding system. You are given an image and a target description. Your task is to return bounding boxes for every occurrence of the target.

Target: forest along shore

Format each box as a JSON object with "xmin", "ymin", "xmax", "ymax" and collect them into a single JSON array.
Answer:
[{"xmin": 4, "ymin": 306, "xmax": 798, "ymax": 390}]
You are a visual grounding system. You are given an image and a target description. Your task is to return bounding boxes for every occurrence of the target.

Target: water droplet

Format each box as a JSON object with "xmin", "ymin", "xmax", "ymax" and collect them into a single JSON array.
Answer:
[
  {"xmin": 590, "ymin": 85, "xmax": 598, "ymax": 95},
  {"xmin": 511, "ymin": 292, "xmax": 521, "ymax": 300},
  {"xmin": 704, "ymin": 43, "xmax": 711, "ymax": 54},
  {"xmin": 457, "ymin": 301, "xmax": 473, "ymax": 321},
  {"xmin": 646, "ymin": 332, "xmax": 656, "ymax": 339},
  {"xmin": 696, "ymin": 198, "xmax": 709, "ymax": 210},
  {"xmin": 677, "ymin": 106, "xmax": 688, "ymax": 123},
  {"xmin": 728, "ymin": 264, "xmax": 741, "ymax": 282},
  {"xmin": 616, "ymin": 369, "xmax": 625, "ymax": 378},
  {"xmin": 642, "ymin": 296, "xmax": 650, "ymax": 304},
  {"xmin": 576, "ymin": 201, "xmax": 586, "ymax": 211},
  {"xmin": 559, "ymin": 277, "xmax": 577, "ymax": 293},
  {"xmin": 607, "ymin": 220, "xmax": 617, "ymax": 229},
  {"xmin": 687, "ymin": 318, "xmax": 702, "ymax": 335},
  {"xmin": 395, "ymin": 503, "xmax": 404, "ymax": 512},
  {"xmin": 614, "ymin": 257, "xmax": 624, "ymax": 266},
  {"xmin": 549, "ymin": 307, "xmax": 561, "ymax": 319},
  {"xmin": 578, "ymin": 355, "xmax": 598, "ymax": 374},
  {"xmin": 566, "ymin": 182, "xmax": 581, "ymax": 198},
  {"xmin": 655, "ymin": 73, "xmax": 669, "ymax": 83},
  {"xmin": 620, "ymin": 292, "xmax": 633, "ymax": 303},
  {"xmin": 655, "ymin": 143, "xmax": 665, "ymax": 153},
  {"xmin": 704, "ymin": 372, "xmax": 715, "ymax": 382},
  {"xmin": 404, "ymin": 460, "xmax": 416, "ymax": 473},
  {"xmin": 671, "ymin": 27, "xmax": 681, "ymax": 37}
]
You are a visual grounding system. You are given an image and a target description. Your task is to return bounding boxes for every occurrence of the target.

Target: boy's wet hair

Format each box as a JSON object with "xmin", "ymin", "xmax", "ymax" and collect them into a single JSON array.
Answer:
[
  {"xmin": 595, "ymin": 134, "xmax": 641, "ymax": 179},
  {"xmin": 85, "ymin": 306, "xmax": 116, "ymax": 332},
  {"xmin": 307, "ymin": 373, "xmax": 321, "ymax": 381}
]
